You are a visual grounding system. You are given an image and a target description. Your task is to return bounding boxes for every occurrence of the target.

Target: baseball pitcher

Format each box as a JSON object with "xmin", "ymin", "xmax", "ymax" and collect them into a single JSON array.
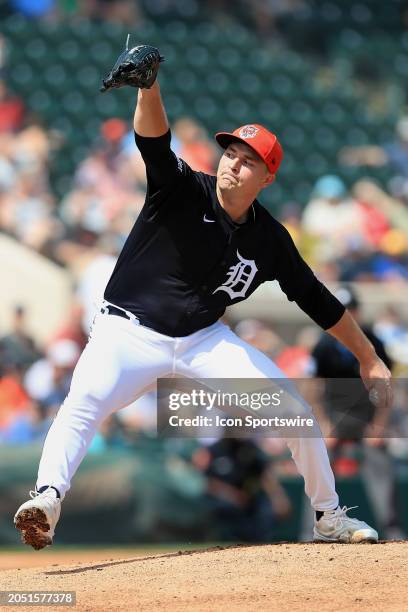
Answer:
[{"xmin": 14, "ymin": 43, "xmax": 392, "ymax": 549}]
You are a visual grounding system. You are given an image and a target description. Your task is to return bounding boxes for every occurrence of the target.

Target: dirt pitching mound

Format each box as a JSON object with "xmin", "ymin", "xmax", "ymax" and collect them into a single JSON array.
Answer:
[{"xmin": 1, "ymin": 542, "xmax": 407, "ymax": 611}]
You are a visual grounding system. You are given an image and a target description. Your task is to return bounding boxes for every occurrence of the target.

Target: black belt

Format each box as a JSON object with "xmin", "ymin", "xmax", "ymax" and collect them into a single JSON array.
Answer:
[{"xmin": 102, "ymin": 305, "xmax": 131, "ymax": 320}]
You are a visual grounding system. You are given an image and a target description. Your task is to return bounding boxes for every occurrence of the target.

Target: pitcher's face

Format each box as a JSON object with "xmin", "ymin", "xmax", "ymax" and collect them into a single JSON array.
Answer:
[{"xmin": 217, "ymin": 141, "xmax": 274, "ymax": 195}]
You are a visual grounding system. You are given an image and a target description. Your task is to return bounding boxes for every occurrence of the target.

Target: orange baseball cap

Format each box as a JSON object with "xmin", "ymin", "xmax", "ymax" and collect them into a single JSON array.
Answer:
[{"xmin": 215, "ymin": 124, "xmax": 283, "ymax": 174}]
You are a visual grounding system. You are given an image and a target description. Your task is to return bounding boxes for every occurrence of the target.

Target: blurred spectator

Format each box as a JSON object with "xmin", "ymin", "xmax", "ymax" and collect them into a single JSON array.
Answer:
[
  {"xmin": 352, "ymin": 178, "xmax": 408, "ymax": 237},
  {"xmin": 374, "ymin": 306, "xmax": 408, "ymax": 349},
  {"xmin": 374, "ymin": 306, "xmax": 408, "ymax": 374},
  {"xmin": 0, "ymin": 362, "xmax": 31, "ymax": 432},
  {"xmin": 0, "ymin": 305, "xmax": 40, "ymax": 370},
  {"xmin": 0, "ymin": 403, "xmax": 50, "ymax": 445},
  {"xmin": 339, "ymin": 233, "xmax": 408, "ymax": 284},
  {"xmin": 0, "ymin": 80, "xmax": 24, "ymax": 132},
  {"xmin": 59, "ymin": 118, "xmax": 145, "ymax": 249},
  {"xmin": 234, "ymin": 319, "xmax": 283, "ymax": 359},
  {"xmin": 0, "ymin": 114, "xmax": 146, "ymax": 265},
  {"xmin": 279, "ymin": 201, "xmax": 303, "ymax": 243},
  {"xmin": 50, "ymin": 301, "xmax": 88, "ymax": 349},
  {"xmin": 311, "ymin": 284, "xmax": 392, "ymax": 446},
  {"xmin": 9, "ymin": 0, "xmax": 55, "ymax": 18},
  {"xmin": 351, "ymin": 182, "xmax": 391, "ymax": 249},
  {"xmin": 13, "ymin": 122, "xmax": 52, "ymax": 176},
  {"xmin": 275, "ymin": 326, "xmax": 319, "ymax": 377},
  {"xmin": 116, "ymin": 392, "xmax": 158, "ymax": 434},
  {"xmin": 88, "ymin": 414, "xmax": 127, "ymax": 453},
  {"xmin": 24, "ymin": 339, "xmax": 80, "ymax": 413},
  {"xmin": 75, "ymin": 234, "xmax": 119, "ymax": 333},
  {"xmin": 340, "ymin": 116, "xmax": 408, "ymax": 187},
  {"xmin": 5, "ymin": 172, "xmax": 54, "ymax": 247},
  {"xmin": 0, "ymin": 119, "xmax": 63, "ymax": 258},
  {"xmin": 279, "ymin": 201, "xmax": 315, "ymax": 258},
  {"xmin": 301, "ymin": 175, "xmax": 365, "ymax": 260},
  {"xmin": 300, "ymin": 175, "xmax": 408, "ymax": 284},
  {"xmin": 172, "ymin": 117, "xmax": 217, "ymax": 174},
  {"xmin": 193, "ymin": 436, "xmax": 291, "ymax": 542},
  {"xmin": 351, "ymin": 180, "xmax": 408, "ymax": 237}
]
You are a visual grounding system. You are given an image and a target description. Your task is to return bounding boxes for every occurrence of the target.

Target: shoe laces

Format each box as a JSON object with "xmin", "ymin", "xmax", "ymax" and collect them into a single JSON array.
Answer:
[
  {"xmin": 333, "ymin": 505, "xmax": 358, "ymax": 529},
  {"xmin": 29, "ymin": 488, "xmax": 55, "ymax": 500}
]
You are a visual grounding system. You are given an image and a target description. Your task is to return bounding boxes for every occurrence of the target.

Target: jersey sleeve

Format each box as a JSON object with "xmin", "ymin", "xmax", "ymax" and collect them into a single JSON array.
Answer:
[
  {"xmin": 134, "ymin": 129, "xmax": 192, "ymax": 191},
  {"xmin": 272, "ymin": 223, "xmax": 345, "ymax": 330}
]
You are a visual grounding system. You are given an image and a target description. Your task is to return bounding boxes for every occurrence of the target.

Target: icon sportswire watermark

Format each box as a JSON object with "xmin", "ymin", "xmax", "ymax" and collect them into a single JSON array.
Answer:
[
  {"xmin": 156, "ymin": 377, "xmax": 404, "ymax": 439},
  {"xmin": 157, "ymin": 378, "xmax": 320, "ymax": 438}
]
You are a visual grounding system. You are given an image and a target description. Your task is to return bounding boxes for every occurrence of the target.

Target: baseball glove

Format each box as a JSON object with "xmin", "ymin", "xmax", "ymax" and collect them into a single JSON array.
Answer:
[{"xmin": 100, "ymin": 36, "xmax": 164, "ymax": 93}]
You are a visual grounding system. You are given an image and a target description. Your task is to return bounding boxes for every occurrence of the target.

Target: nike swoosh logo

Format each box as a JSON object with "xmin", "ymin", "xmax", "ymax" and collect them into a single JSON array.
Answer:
[{"xmin": 203, "ymin": 214, "xmax": 216, "ymax": 223}]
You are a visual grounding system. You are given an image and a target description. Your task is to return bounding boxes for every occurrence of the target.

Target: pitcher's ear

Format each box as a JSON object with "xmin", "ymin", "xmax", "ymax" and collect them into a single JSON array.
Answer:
[{"xmin": 263, "ymin": 172, "xmax": 275, "ymax": 187}]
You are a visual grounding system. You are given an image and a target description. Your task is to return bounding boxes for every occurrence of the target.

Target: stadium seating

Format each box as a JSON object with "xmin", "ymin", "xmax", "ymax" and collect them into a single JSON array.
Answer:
[{"xmin": 2, "ymin": 3, "xmax": 406, "ymax": 211}]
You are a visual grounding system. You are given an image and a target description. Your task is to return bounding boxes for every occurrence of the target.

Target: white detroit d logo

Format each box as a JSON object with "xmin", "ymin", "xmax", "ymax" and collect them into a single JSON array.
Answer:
[
  {"xmin": 213, "ymin": 250, "xmax": 258, "ymax": 300},
  {"xmin": 238, "ymin": 125, "xmax": 259, "ymax": 139}
]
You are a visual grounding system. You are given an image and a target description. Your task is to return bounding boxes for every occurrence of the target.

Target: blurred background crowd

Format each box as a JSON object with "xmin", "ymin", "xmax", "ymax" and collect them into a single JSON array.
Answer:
[{"xmin": 1, "ymin": 0, "xmax": 408, "ymax": 544}]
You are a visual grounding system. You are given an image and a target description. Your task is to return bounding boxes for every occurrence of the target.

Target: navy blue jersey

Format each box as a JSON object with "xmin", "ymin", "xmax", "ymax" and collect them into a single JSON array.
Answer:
[{"xmin": 104, "ymin": 130, "xmax": 345, "ymax": 337}]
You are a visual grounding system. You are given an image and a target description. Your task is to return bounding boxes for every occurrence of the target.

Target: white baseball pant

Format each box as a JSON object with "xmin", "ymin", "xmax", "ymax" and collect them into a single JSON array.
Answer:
[{"xmin": 37, "ymin": 306, "xmax": 339, "ymax": 511}]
